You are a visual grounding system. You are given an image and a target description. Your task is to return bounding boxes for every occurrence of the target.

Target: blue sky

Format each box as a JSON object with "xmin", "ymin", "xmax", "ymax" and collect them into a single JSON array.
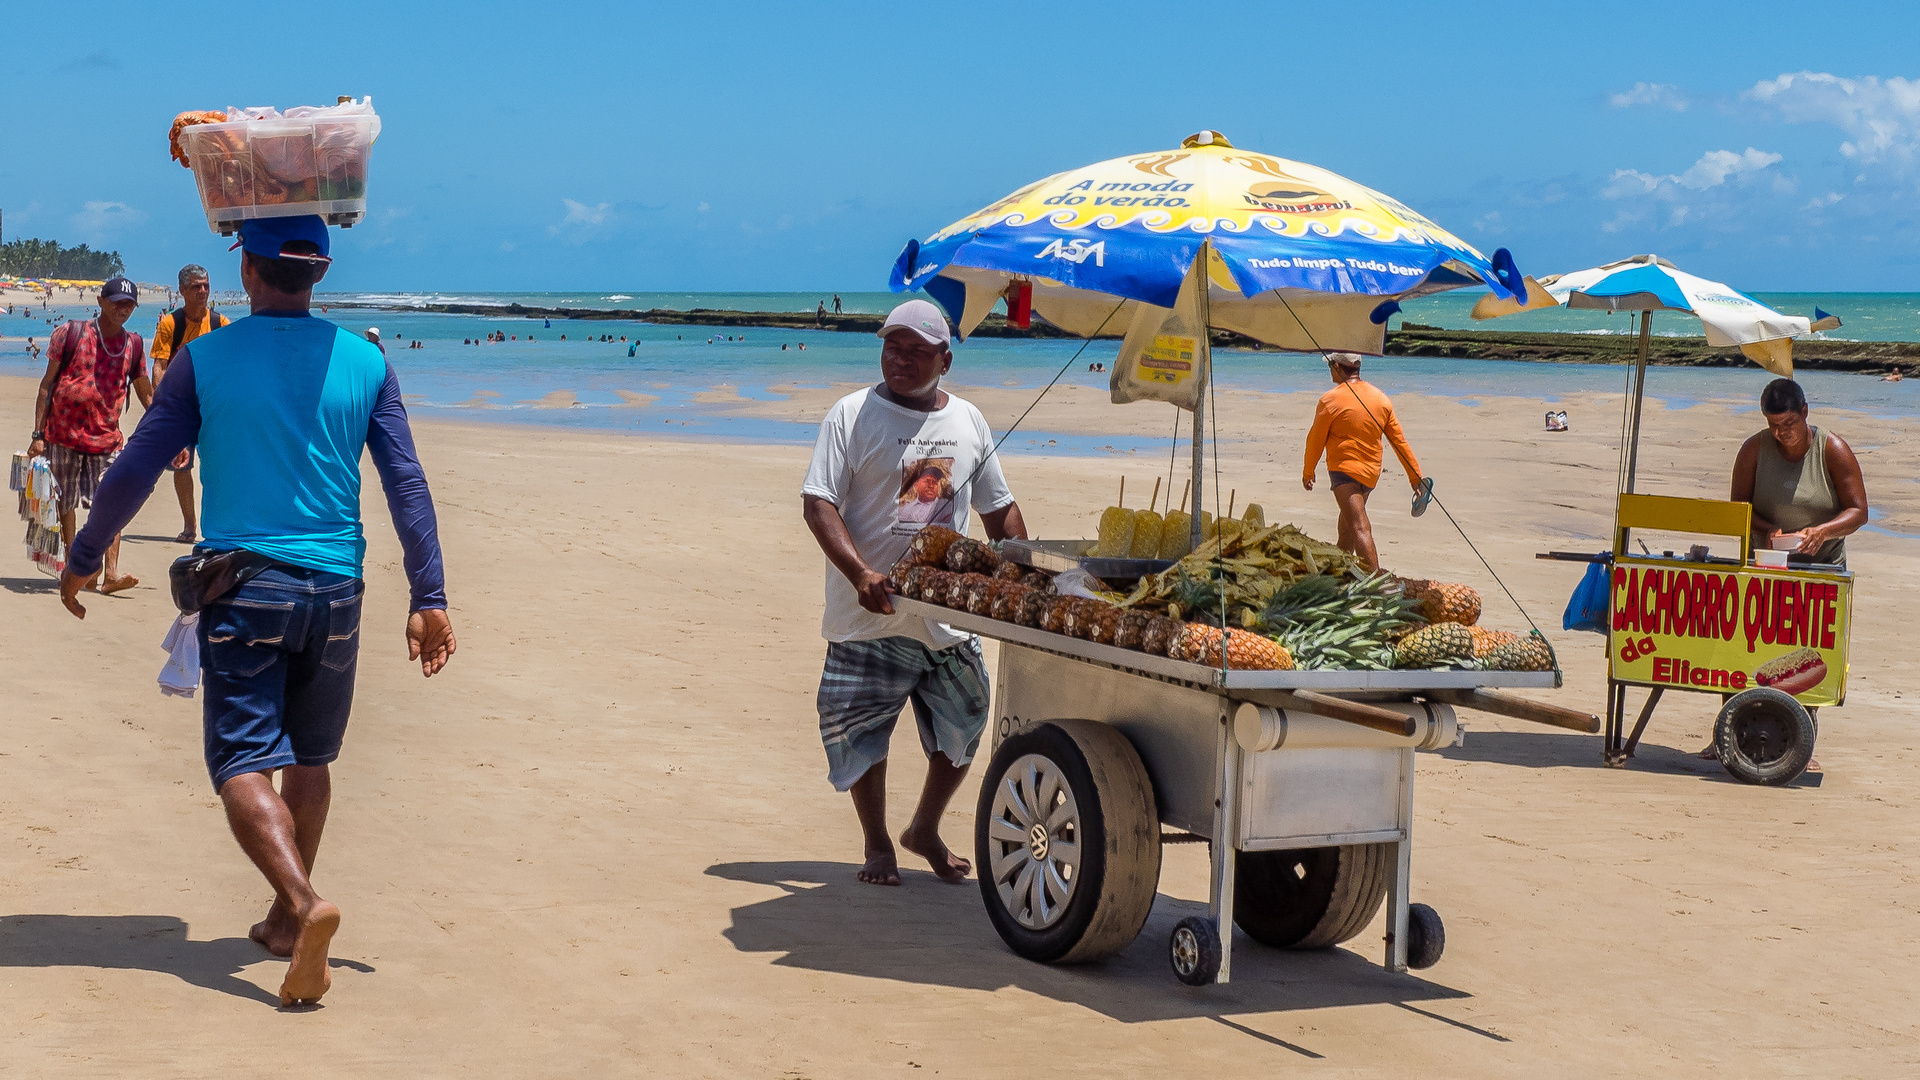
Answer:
[{"xmin": 4, "ymin": 1, "xmax": 1918, "ymax": 292}]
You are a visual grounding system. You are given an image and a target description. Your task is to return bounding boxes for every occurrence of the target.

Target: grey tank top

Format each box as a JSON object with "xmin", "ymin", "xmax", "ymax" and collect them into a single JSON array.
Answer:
[{"xmin": 1753, "ymin": 424, "xmax": 1845, "ymax": 564}]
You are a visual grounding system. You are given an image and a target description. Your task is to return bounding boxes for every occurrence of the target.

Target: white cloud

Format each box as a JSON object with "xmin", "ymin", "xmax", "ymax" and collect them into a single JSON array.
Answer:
[
  {"xmin": 1745, "ymin": 72, "xmax": 1920, "ymax": 167},
  {"xmin": 1610, "ymin": 82, "xmax": 1689, "ymax": 111},
  {"xmin": 696, "ymin": 201, "xmax": 711, "ymax": 213},
  {"xmin": 70, "ymin": 200, "xmax": 145, "ymax": 240},
  {"xmin": 1802, "ymin": 192, "xmax": 1844, "ymax": 209},
  {"xmin": 560, "ymin": 199, "xmax": 612, "ymax": 226},
  {"xmin": 1606, "ymin": 147, "xmax": 1783, "ymax": 199}
]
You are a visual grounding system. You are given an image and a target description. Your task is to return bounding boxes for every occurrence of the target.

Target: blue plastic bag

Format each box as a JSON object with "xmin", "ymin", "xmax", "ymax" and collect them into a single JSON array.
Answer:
[{"xmin": 1562, "ymin": 558, "xmax": 1612, "ymax": 633}]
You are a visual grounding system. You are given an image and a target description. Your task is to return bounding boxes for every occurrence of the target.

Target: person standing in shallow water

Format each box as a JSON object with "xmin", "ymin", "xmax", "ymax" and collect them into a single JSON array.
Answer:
[
  {"xmin": 61, "ymin": 215, "xmax": 457, "ymax": 1008},
  {"xmin": 801, "ymin": 299, "xmax": 1028, "ymax": 886}
]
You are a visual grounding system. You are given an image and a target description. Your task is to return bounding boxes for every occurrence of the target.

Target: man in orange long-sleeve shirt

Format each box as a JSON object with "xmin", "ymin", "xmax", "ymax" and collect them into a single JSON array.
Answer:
[{"xmin": 1302, "ymin": 353, "xmax": 1423, "ymax": 571}]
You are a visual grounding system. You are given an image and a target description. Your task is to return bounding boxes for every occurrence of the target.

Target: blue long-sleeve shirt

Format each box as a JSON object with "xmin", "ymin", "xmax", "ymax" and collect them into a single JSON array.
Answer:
[{"xmin": 68, "ymin": 312, "xmax": 447, "ymax": 610}]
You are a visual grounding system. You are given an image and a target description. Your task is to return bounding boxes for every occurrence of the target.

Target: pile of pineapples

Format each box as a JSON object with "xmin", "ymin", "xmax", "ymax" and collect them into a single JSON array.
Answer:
[{"xmin": 888, "ymin": 523, "xmax": 1552, "ymax": 674}]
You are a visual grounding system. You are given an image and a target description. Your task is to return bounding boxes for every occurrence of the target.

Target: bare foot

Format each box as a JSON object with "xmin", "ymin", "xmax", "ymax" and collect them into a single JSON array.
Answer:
[
  {"xmin": 175, "ymin": 530, "xmax": 196, "ymax": 544},
  {"xmin": 1696, "ymin": 745, "xmax": 1719, "ymax": 761},
  {"xmin": 900, "ymin": 826, "xmax": 971, "ymax": 883},
  {"xmin": 249, "ymin": 901, "xmax": 297, "ymax": 958},
  {"xmin": 856, "ymin": 848, "xmax": 901, "ymax": 887},
  {"xmin": 98, "ymin": 574, "xmax": 139, "ymax": 596},
  {"xmin": 279, "ymin": 900, "xmax": 340, "ymax": 1007}
]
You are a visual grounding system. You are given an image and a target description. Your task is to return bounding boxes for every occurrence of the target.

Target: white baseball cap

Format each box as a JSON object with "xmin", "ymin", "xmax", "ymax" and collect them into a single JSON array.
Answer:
[{"xmin": 876, "ymin": 299, "xmax": 952, "ymax": 347}]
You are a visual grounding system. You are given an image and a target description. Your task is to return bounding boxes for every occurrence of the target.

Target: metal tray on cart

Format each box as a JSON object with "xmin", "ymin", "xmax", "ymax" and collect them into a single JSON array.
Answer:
[{"xmin": 999, "ymin": 538, "xmax": 1173, "ymax": 581}]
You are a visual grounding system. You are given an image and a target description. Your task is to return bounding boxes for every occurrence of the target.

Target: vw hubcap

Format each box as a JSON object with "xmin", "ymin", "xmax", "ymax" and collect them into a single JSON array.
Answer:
[{"xmin": 987, "ymin": 753, "xmax": 1082, "ymax": 930}]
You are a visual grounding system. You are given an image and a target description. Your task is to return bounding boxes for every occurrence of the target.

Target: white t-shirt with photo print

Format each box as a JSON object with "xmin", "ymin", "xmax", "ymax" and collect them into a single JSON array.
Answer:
[{"xmin": 802, "ymin": 386, "xmax": 1015, "ymax": 648}]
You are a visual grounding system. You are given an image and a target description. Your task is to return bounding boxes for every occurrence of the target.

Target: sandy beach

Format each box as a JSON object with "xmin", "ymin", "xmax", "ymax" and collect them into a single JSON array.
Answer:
[{"xmin": 3, "ymin": 369, "xmax": 1917, "ymax": 1076}]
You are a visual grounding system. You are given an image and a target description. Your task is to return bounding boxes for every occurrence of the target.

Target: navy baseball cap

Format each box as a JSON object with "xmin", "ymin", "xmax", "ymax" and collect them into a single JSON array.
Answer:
[
  {"xmin": 99, "ymin": 277, "xmax": 138, "ymax": 304},
  {"xmin": 230, "ymin": 214, "xmax": 332, "ymax": 263}
]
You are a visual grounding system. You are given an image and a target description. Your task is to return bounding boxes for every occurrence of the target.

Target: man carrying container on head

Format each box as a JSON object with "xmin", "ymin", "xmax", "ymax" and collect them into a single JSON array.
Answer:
[
  {"xmin": 150, "ymin": 263, "xmax": 229, "ymax": 543},
  {"xmin": 801, "ymin": 299, "xmax": 1029, "ymax": 888},
  {"xmin": 1302, "ymin": 351, "xmax": 1426, "ymax": 573},
  {"xmin": 60, "ymin": 215, "xmax": 458, "ymax": 1008}
]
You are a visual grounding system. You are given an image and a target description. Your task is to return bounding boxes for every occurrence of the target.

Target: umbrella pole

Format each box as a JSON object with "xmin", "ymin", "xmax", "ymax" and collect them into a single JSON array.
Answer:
[
  {"xmin": 1190, "ymin": 244, "xmax": 1213, "ymax": 551},
  {"xmin": 1622, "ymin": 310, "xmax": 1652, "ymax": 495}
]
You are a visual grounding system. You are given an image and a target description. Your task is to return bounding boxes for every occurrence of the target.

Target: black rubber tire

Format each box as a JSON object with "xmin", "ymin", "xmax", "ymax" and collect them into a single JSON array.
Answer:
[
  {"xmin": 1714, "ymin": 687, "xmax": 1815, "ymax": 786},
  {"xmin": 1169, "ymin": 915, "xmax": 1222, "ymax": 986},
  {"xmin": 1405, "ymin": 902, "xmax": 1445, "ymax": 969},
  {"xmin": 975, "ymin": 720, "xmax": 1162, "ymax": 964},
  {"xmin": 1233, "ymin": 843, "xmax": 1392, "ymax": 949}
]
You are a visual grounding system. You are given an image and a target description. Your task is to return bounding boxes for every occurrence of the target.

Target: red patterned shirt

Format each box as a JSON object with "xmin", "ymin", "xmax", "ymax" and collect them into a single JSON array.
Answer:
[{"xmin": 45, "ymin": 320, "xmax": 146, "ymax": 454}]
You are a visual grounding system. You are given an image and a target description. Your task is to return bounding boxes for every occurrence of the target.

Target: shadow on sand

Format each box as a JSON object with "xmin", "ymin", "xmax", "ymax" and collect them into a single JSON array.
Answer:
[
  {"xmin": 0, "ymin": 575, "xmax": 58, "ymax": 595},
  {"xmin": 1438, "ymin": 729, "xmax": 1822, "ymax": 787},
  {"xmin": 706, "ymin": 860, "xmax": 1488, "ymax": 1051},
  {"xmin": 0, "ymin": 914, "xmax": 374, "ymax": 1007}
]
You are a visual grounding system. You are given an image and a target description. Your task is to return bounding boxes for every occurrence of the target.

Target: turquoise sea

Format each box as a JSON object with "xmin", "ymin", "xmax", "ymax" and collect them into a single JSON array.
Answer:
[{"xmin": 4, "ymin": 290, "xmax": 1917, "ymax": 452}]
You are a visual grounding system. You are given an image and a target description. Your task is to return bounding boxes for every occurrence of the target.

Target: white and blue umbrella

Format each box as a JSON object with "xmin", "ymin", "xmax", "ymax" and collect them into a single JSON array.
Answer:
[{"xmin": 1473, "ymin": 253, "xmax": 1839, "ymax": 376}]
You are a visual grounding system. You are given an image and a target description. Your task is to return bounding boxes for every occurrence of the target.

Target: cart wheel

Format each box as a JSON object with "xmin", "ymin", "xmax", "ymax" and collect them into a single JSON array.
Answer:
[
  {"xmin": 1169, "ymin": 916, "xmax": 1221, "ymax": 986},
  {"xmin": 1232, "ymin": 843, "xmax": 1391, "ymax": 949},
  {"xmin": 1404, "ymin": 902, "xmax": 1445, "ymax": 970},
  {"xmin": 1714, "ymin": 687, "xmax": 1815, "ymax": 786},
  {"xmin": 975, "ymin": 719, "xmax": 1161, "ymax": 964}
]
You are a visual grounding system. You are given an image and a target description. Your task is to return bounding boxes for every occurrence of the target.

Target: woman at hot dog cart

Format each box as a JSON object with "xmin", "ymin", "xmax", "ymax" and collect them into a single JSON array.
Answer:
[{"xmin": 1730, "ymin": 379, "xmax": 1868, "ymax": 569}]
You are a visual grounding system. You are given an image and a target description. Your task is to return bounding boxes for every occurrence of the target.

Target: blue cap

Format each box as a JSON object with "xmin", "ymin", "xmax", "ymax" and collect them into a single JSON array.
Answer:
[
  {"xmin": 231, "ymin": 214, "xmax": 331, "ymax": 263},
  {"xmin": 99, "ymin": 277, "xmax": 138, "ymax": 304}
]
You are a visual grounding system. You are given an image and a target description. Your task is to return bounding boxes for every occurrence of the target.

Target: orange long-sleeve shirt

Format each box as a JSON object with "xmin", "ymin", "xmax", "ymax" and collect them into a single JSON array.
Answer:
[{"xmin": 1303, "ymin": 378, "xmax": 1421, "ymax": 491}]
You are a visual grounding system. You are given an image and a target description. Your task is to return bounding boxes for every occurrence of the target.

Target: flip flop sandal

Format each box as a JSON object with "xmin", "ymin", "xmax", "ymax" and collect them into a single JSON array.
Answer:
[{"xmin": 1411, "ymin": 477, "xmax": 1435, "ymax": 518}]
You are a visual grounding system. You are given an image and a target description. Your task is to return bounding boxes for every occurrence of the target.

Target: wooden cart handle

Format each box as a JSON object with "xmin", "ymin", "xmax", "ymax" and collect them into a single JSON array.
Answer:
[
  {"xmin": 1424, "ymin": 688, "xmax": 1600, "ymax": 733},
  {"xmin": 1276, "ymin": 690, "xmax": 1417, "ymax": 737}
]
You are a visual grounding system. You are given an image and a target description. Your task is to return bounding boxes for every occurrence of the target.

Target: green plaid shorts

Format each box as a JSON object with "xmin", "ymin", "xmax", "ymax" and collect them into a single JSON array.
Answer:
[{"xmin": 816, "ymin": 635, "xmax": 989, "ymax": 791}]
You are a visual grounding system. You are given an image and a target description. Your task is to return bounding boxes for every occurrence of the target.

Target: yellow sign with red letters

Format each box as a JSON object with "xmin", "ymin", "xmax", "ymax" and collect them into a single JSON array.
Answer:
[{"xmin": 1608, "ymin": 558, "xmax": 1851, "ymax": 706}]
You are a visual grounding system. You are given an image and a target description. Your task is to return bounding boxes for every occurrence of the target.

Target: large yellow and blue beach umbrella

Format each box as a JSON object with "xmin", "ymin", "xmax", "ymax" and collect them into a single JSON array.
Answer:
[{"xmin": 889, "ymin": 130, "xmax": 1531, "ymax": 356}]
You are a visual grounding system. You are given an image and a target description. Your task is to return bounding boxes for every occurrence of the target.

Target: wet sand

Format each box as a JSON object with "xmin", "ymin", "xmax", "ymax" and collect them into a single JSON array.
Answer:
[{"xmin": 1, "ymin": 372, "xmax": 1915, "ymax": 1076}]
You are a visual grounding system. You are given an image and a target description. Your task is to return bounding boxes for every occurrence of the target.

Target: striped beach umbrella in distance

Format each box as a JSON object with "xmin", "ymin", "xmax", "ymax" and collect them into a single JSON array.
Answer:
[{"xmin": 1471, "ymin": 253, "xmax": 1841, "ymax": 377}]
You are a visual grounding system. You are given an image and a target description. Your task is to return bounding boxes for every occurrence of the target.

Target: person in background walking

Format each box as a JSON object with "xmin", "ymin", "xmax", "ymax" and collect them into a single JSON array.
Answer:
[
  {"xmin": 26, "ymin": 276, "xmax": 153, "ymax": 594},
  {"xmin": 832, "ymin": 294, "xmax": 843, "ymax": 314},
  {"xmin": 150, "ymin": 264, "xmax": 229, "ymax": 543},
  {"xmin": 1302, "ymin": 352, "xmax": 1423, "ymax": 572}
]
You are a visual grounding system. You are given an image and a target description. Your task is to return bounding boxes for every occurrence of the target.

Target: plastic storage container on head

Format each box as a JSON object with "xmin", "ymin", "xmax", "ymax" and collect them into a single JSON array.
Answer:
[{"xmin": 180, "ymin": 98, "xmax": 381, "ymax": 235}]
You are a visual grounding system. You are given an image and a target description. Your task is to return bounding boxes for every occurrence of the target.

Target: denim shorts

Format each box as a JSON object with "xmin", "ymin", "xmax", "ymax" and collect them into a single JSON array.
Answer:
[{"xmin": 199, "ymin": 564, "xmax": 365, "ymax": 788}]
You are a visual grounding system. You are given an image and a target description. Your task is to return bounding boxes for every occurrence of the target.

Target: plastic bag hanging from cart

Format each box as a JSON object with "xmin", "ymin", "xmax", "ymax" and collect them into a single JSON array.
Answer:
[
  {"xmin": 1562, "ymin": 557, "xmax": 1612, "ymax": 633},
  {"xmin": 1110, "ymin": 258, "xmax": 1208, "ymax": 410}
]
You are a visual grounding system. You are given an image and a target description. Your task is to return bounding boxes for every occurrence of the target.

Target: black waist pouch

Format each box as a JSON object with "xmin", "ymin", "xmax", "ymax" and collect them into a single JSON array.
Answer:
[{"xmin": 170, "ymin": 549, "xmax": 279, "ymax": 614}]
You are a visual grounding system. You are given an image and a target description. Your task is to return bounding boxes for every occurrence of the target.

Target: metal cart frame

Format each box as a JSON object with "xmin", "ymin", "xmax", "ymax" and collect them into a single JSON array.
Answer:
[{"xmin": 895, "ymin": 596, "xmax": 1590, "ymax": 983}]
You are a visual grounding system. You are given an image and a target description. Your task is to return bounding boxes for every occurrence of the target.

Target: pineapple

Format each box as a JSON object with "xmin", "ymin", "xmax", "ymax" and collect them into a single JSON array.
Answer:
[
  {"xmin": 1466, "ymin": 626, "xmax": 1519, "ymax": 659},
  {"xmin": 1128, "ymin": 510, "xmax": 1164, "ymax": 559},
  {"xmin": 1393, "ymin": 623, "xmax": 1475, "ymax": 668},
  {"xmin": 945, "ymin": 572, "xmax": 992, "ymax": 609},
  {"xmin": 1066, "ymin": 601, "xmax": 1122, "ymax": 644},
  {"xmin": 1482, "ymin": 631, "xmax": 1554, "ymax": 671},
  {"xmin": 1397, "ymin": 578, "xmax": 1481, "ymax": 627},
  {"xmin": 1140, "ymin": 615, "xmax": 1179, "ymax": 655},
  {"xmin": 1019, "ymin": 569, "xmax": 1055, "ymax": 591},
  {"xmin": 907, "ymin": 525, "xmax": 964, "ymax": 567},
  {"xmin": 1164, "ymin": 567, "xmax": 1225, "ymax": 626},
  {"xmin": 964, "ymin": 576, "xmax": 998, "ymax": 616},
  {"xmin": 892, "ymin": 564, "xmax": 932, "ymax": 601},
  {"xmin": 1172, "ymin": 625, "xmax": 1293, "ymax": 670},
  {"xmin": 1040, "ymin": 597, "xmax": 1078, "ymax": 634},
  {"xmin": 1112, "ymin": 610, "xmax": 1153, "ymax": 650},
  {"xmin": 887, "ymin": 560, "xmax": 918, "ymax": 596},
  {"xmin": 1242, "ymin": 503, "xmax": 1265, "ymax": 529},
  {"xmin": 1096, "ymin": 506, "xmax": 1137, "ymax": 558},
  {"xmin": 919, "ymin": 570, "xmax": 956, "ymax": 606},
  {"xmin": 945, "ymin": 537, "xmax": 999, "ymax": 574},
  {"xmin": 993, "ymin": 560, "xmax": 1025, "ymax": 582},
  {"xmin": 989, "ymin": 583, "xmax": 1031, "ymax": 622},
  {"xmin": 1158, "ymin": 511, "xmax": 1193, "ymax": 559},
  {"xmin": 1014, "ymin": 589, "xmax": 1052, "ymax": 628}
]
